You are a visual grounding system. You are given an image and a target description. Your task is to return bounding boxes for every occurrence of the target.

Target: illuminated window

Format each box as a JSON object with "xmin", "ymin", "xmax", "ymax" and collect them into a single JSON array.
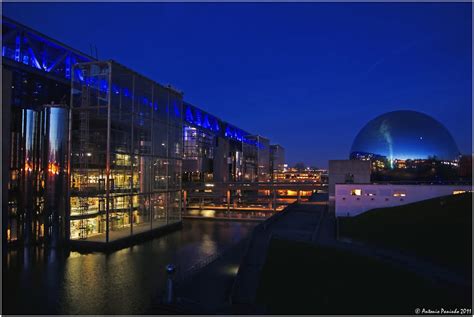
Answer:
[
  {"xmin": 453, "ymin": 190, "xmax": 466, "ymax": 195},
  {"xmin": 393, "ymin": 191, "xmax": 406, "ymax": 197},
  {"xmin": 350, "ymin": 189, "xmax": 362, "ymax": 196}
]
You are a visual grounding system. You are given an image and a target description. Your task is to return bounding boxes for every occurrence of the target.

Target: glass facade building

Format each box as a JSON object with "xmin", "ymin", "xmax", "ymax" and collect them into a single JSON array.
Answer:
[
  {"xmin": 2, "ymin": 16, "xmax": 93, "ymax": 246},
  {"xmin": 2, "ymin": 16, "xmax": 283, "ymax": 249},
  {"xmin": 182, "ymin": 104, "xmax": 216, "ymax": 183},
  {"xmin": 270, "ymin": 144, "xmax": 286, "ymax": 176},
  {"xmin": 182, "ymin": 102, "xmax": 261, "ymax": 184},
  {"xmin": 247, "ymin": 135, "xmax": 271, "ymax": 182},
  {"xmin": 69, "ymin": 61, "xmax": 183, "ymax": 242}
]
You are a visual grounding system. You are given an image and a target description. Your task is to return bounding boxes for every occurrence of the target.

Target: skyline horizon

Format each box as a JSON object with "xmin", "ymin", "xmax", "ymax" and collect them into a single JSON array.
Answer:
[{"xmin": 3, "ymin": 2, "xmax": 472, "ymax": 167}]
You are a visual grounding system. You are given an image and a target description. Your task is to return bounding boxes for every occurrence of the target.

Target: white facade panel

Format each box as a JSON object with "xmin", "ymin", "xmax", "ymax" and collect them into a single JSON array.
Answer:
[{"xmin": 335, "ymin": 184, "xmax": 472, "ymax": 217}]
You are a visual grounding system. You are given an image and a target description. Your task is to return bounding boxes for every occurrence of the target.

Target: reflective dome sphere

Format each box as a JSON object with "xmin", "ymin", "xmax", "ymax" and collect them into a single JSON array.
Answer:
[{"xmin": 350, "ymin": 110, "xmax": 460, "ymax": 162}]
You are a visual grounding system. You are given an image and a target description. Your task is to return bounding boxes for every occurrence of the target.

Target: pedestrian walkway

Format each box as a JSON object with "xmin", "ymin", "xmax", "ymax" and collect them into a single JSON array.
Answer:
[
  {"xmin": 231, "ymin": 203, "xmax": 327, "ymax": 310},
  {"xmin": 154, "ymin": 200, "xmax": 470, "ymax": 314},
  {"xmin": 231, "ymin": 201, "xmax": 470, "ymax": 312}
]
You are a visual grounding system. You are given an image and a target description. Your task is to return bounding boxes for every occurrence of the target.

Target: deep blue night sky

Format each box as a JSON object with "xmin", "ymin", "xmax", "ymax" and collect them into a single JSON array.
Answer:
[{"xmin": 3, "ymin": 3, "xmax": 472, "ymax": 167}]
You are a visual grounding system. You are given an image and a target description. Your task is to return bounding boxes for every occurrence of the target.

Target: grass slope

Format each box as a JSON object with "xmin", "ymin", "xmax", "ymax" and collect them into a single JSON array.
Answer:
[
  {"xmin": 256, "ymin": 238, "xmax": 471, "ymax": 314},
  {"xmin": 339, "ymin": 192, "xmax": 472, "ymax": 274}
]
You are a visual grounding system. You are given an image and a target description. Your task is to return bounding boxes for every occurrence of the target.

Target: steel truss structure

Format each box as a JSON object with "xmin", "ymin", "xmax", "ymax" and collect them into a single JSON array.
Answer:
[{"xmin": 2, "ymin": 16, "xmax": 284, "ymax": 247}]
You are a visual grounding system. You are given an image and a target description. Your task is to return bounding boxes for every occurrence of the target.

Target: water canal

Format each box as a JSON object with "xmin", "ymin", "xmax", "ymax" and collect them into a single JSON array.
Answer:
[{"xmin": 3, "ymin": 219, "xmax": 257, "ymax": 314}]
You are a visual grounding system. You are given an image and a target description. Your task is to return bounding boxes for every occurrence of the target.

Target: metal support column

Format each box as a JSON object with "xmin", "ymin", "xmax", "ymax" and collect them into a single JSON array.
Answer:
[
  {"xmin": 272, "ymin": 188, "xmax": 277, "ymax": 211},
  {"xmin": 105, "ymin": 63, "xmax": 112, "ymax": 243}
]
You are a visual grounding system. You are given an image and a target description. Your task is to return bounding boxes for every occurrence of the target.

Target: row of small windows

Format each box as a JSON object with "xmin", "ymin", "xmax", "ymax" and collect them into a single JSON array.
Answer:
[
  {"xmin": 343, "ymin": 197, "xmax": 404, "ymax": 202},
  {"xmin": 347, "ymin": 189, "xmax": 468, "ymax": 197},
  {"xmin": 349, "ymin": 189, "xmax": 407, "ymax": 197}
]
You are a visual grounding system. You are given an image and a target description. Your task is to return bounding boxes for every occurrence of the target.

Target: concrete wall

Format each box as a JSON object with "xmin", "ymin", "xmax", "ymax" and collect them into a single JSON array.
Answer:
[
  {"xmin": 335, "ymin": 184, "xmax": 472, "ymax": 217},
  {"xmin": 328, "ymin": 160, "xmax": 371, "ymax": 199}
]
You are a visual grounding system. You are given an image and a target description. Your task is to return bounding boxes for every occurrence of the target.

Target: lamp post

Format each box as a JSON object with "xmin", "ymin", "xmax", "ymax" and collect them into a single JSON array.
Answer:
[{"xmin": 164, "ymin": 264, "xmax": 176, "ymax": 304}]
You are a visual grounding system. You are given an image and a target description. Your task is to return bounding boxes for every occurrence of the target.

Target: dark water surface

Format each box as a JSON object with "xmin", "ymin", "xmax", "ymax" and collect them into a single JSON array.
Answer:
[{"xmin": 3, "ymin": 219, "xmax": 257, "ymax": 314}]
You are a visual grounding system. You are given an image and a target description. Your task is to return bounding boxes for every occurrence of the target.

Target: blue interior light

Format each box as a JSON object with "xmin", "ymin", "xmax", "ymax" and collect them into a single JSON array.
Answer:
[
  {"xmin": 185, "ymin": 107, "xmax": 193, "ymax": 123},
  {"xmin": 203, "ymin": 115, "xmax": 211, "ymax": 129},
  {"xmin": 65, "ymin": 55, "xmax": 71, "ymax": 79},
  {"xmin": 194, "ymin": 109, "xmax": 202, "ymax": 126},
  {"xmin": 174, "ymin": 102, "xmax": 180, "ymax": 117},
  {"xmin": 14, "ymin": 35, "xmax": 20, "ymax": 62}
]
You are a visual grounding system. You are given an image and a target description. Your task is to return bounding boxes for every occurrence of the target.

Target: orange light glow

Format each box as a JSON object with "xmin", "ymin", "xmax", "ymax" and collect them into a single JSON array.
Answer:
[
  {"xmin": 48, "ymin": 161, "xmax": 60, "ymax": 175},
  {"xmin": 24, "ymin": 161, "xmax": 33, "ymax": 172}
]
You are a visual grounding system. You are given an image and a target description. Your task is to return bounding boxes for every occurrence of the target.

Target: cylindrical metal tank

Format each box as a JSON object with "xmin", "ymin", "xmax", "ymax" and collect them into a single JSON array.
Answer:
[
  {"xmin": 9, "ymin": 105, "xmax": 69, "ymax": 247},
  {"xmin": 19, "ymin": 107, "xmax": 45, "ymax": 245},
  {"xmin": 43, "ymin": 105, "xmax": 69, "ymax": 247}
]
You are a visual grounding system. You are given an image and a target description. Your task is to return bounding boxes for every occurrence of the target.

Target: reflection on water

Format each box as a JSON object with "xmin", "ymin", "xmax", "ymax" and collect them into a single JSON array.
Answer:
[
  {"xmin": 184, "ymin": 209, "xmax": 275, "ymax": 220},
  {"xmin": 2, "ymin": 219, "xmax": 257, "ymax": 315}
]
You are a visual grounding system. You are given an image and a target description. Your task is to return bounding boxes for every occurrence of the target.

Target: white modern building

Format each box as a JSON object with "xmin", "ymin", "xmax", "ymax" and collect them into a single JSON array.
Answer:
[
  {"xmin": 335, "ymin": 183, "xmax": 472, "ymax": 217},
  {"xmin": 328, "ymin": 160, "xmax": 371, "ymax": 199}
]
